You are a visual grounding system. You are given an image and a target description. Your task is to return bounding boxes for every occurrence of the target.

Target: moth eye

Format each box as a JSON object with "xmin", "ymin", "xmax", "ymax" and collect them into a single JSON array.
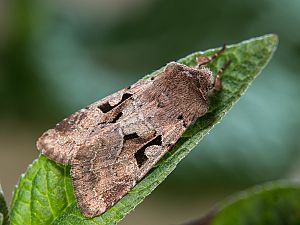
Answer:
[
  {"xmin": 134, "ymin": 135, "xmax": 162, "ymax": 168},
  {"xmin": 98, "ymin": 93, "xmax": 133, "ymax": 113}
]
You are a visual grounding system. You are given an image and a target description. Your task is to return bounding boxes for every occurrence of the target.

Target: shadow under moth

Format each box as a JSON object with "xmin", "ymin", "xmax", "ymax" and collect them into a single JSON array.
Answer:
[{"xmin": 36, "ymin": 46, "xmax": 230, "ymax": 218}]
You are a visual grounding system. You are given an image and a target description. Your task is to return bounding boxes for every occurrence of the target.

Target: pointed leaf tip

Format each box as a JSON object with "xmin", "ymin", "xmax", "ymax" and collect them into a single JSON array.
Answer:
[{"xmin": 10, "ymin": 34, "xmax": 278, "ymax": 225}]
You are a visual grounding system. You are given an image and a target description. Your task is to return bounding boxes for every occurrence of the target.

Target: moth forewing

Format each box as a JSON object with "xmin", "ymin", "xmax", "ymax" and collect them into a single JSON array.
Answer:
[{"xmin": 37, "ymin": 60, "xmax": 223, "ymax": 218}]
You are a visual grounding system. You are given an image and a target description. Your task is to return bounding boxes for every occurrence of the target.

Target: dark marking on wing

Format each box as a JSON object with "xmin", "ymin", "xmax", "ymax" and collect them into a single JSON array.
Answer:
[
  {"xmin": 177, "ymin": 114, "xmax": 183, "ymax": 120},
  {"xmin": 98, "ymin": 93, "xmax": 132, "ymax": 113},
  {"xmin": 111, "ymin": 112, "xmax": 123, "ymax": 123},
  {"xmin": 177, "ymin": 114, "xmax": 187, "ymax": 127},
  {"xmin": 134, "ymin": 135, "xmax": 162, "ymax": 168},
  {"xmin": 123, "ymin": 133, "xmax": 139, "ymax": 140}
]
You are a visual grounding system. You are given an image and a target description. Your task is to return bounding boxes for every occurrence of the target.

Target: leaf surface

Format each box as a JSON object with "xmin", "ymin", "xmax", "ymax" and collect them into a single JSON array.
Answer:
[
  {"xmin": 188, "ymin": 181, "xmax": 300, "ymax": 225},
  {"xmin": 10, "ymin": 34, "xmax": 278, "ymax": 225},
  {"xmin": 0, "ymin": 185, "xmax": 9, "ymax": 225}
]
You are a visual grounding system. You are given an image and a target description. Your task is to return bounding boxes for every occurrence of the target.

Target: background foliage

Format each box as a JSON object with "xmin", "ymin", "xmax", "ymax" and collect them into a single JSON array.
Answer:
[
  {"xmin": 9, "ymin": 36, "xmax": 277, "ymax": 224},
  {"xmin": 0, "ymin": 0, "xmax": 300, "ymax": 224},
  {"xmin": 187, "ymin": 181, "xmax": 300, "ymax": 225}
]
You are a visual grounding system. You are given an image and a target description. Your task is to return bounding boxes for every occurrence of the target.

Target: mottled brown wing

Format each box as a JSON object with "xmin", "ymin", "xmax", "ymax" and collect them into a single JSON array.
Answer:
[
  {"xmin": 70, "ymin": 62, "xmax": 210, "ymax": 217},
  {"xmin": 36, "ymin": 80, "xmax": 148, "ymax": 165},
  {"xmin": 71, "ymin": 118, "xmax": 184, "ymax": 217},
  {"xmin": 37, "ymin": 62, "xmax": 210, "ymax": 218}
]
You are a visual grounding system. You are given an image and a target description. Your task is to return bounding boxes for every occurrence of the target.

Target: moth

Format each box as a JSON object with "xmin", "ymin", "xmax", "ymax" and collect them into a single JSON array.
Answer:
[{"xmin": 37, "ymin": 46, "xmax": 230, "ymax": 218}]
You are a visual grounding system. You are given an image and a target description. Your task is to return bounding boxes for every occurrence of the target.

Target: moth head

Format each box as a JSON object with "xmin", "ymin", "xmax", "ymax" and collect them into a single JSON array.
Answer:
[{"xmin": 198, "ymin": 65, "xmax": 215, "ymax": 91}]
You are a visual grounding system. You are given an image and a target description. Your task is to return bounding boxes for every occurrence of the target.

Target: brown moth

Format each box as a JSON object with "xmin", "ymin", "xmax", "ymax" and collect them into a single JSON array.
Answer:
[{"xmin": 36, "ymin": 46, "xmax": 230, "ymax": 218}]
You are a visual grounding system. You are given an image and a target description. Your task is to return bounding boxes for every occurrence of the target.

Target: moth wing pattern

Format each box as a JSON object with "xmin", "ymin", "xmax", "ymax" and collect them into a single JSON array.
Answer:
[
  {"xmin": 69, "ymin": 63, "xmax": 210, "ymax": 217},
  {"xmin": 70, "ymin": 119, "xmax": 186, "ymax": 217},
  {"xmin": 37, "ymin": 62, "xmax": 214, "ymax": 218},
  {"xmin": 36, "ymin": 80, "xmax": 148, "ymax": 165}
]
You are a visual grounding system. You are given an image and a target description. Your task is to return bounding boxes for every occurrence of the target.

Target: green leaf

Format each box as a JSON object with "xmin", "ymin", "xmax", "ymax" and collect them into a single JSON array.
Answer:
[
  {"xmin": 9, "ymin": 157, "xmax": 75, "ymax": 225},
  {"xmin": 0, "ymin": 185, "xmax": 9, "ymax": 225},
  {"xmin": 10, "ymin": 34, "xmax": 278, "ymax": 225},
  {"xmin": 193, "ymin": 181, "xmax": 300, "ymax": 225}
]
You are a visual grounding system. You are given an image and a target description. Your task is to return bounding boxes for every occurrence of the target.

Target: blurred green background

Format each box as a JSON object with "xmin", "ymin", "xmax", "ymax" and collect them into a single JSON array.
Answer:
[{"xmin": 0, "ymin": 0, "xmax": 300, "ymax": 224}]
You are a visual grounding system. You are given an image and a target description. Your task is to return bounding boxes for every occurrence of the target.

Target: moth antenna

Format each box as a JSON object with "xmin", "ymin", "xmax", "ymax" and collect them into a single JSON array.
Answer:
[
  {"xmin": 210, "ymin": 44, "xmax": 226, "ymax": 62},
  {"xmin": 196, "ymin": 44, "xmax": 226, "ymax": 67},
  {"xmin": 213, "ymin": 59, "xmax": 232, "ymax": 92}
]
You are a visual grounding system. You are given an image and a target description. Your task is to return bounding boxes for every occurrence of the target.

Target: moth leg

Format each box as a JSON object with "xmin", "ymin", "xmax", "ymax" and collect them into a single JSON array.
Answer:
[
  {"xmin": 213, "ymin": 60, "xmax": 232, "ymax": 91},
  {"xmin": 196, "ymin": 44, "xmax": 226, "ymax": 67}
]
